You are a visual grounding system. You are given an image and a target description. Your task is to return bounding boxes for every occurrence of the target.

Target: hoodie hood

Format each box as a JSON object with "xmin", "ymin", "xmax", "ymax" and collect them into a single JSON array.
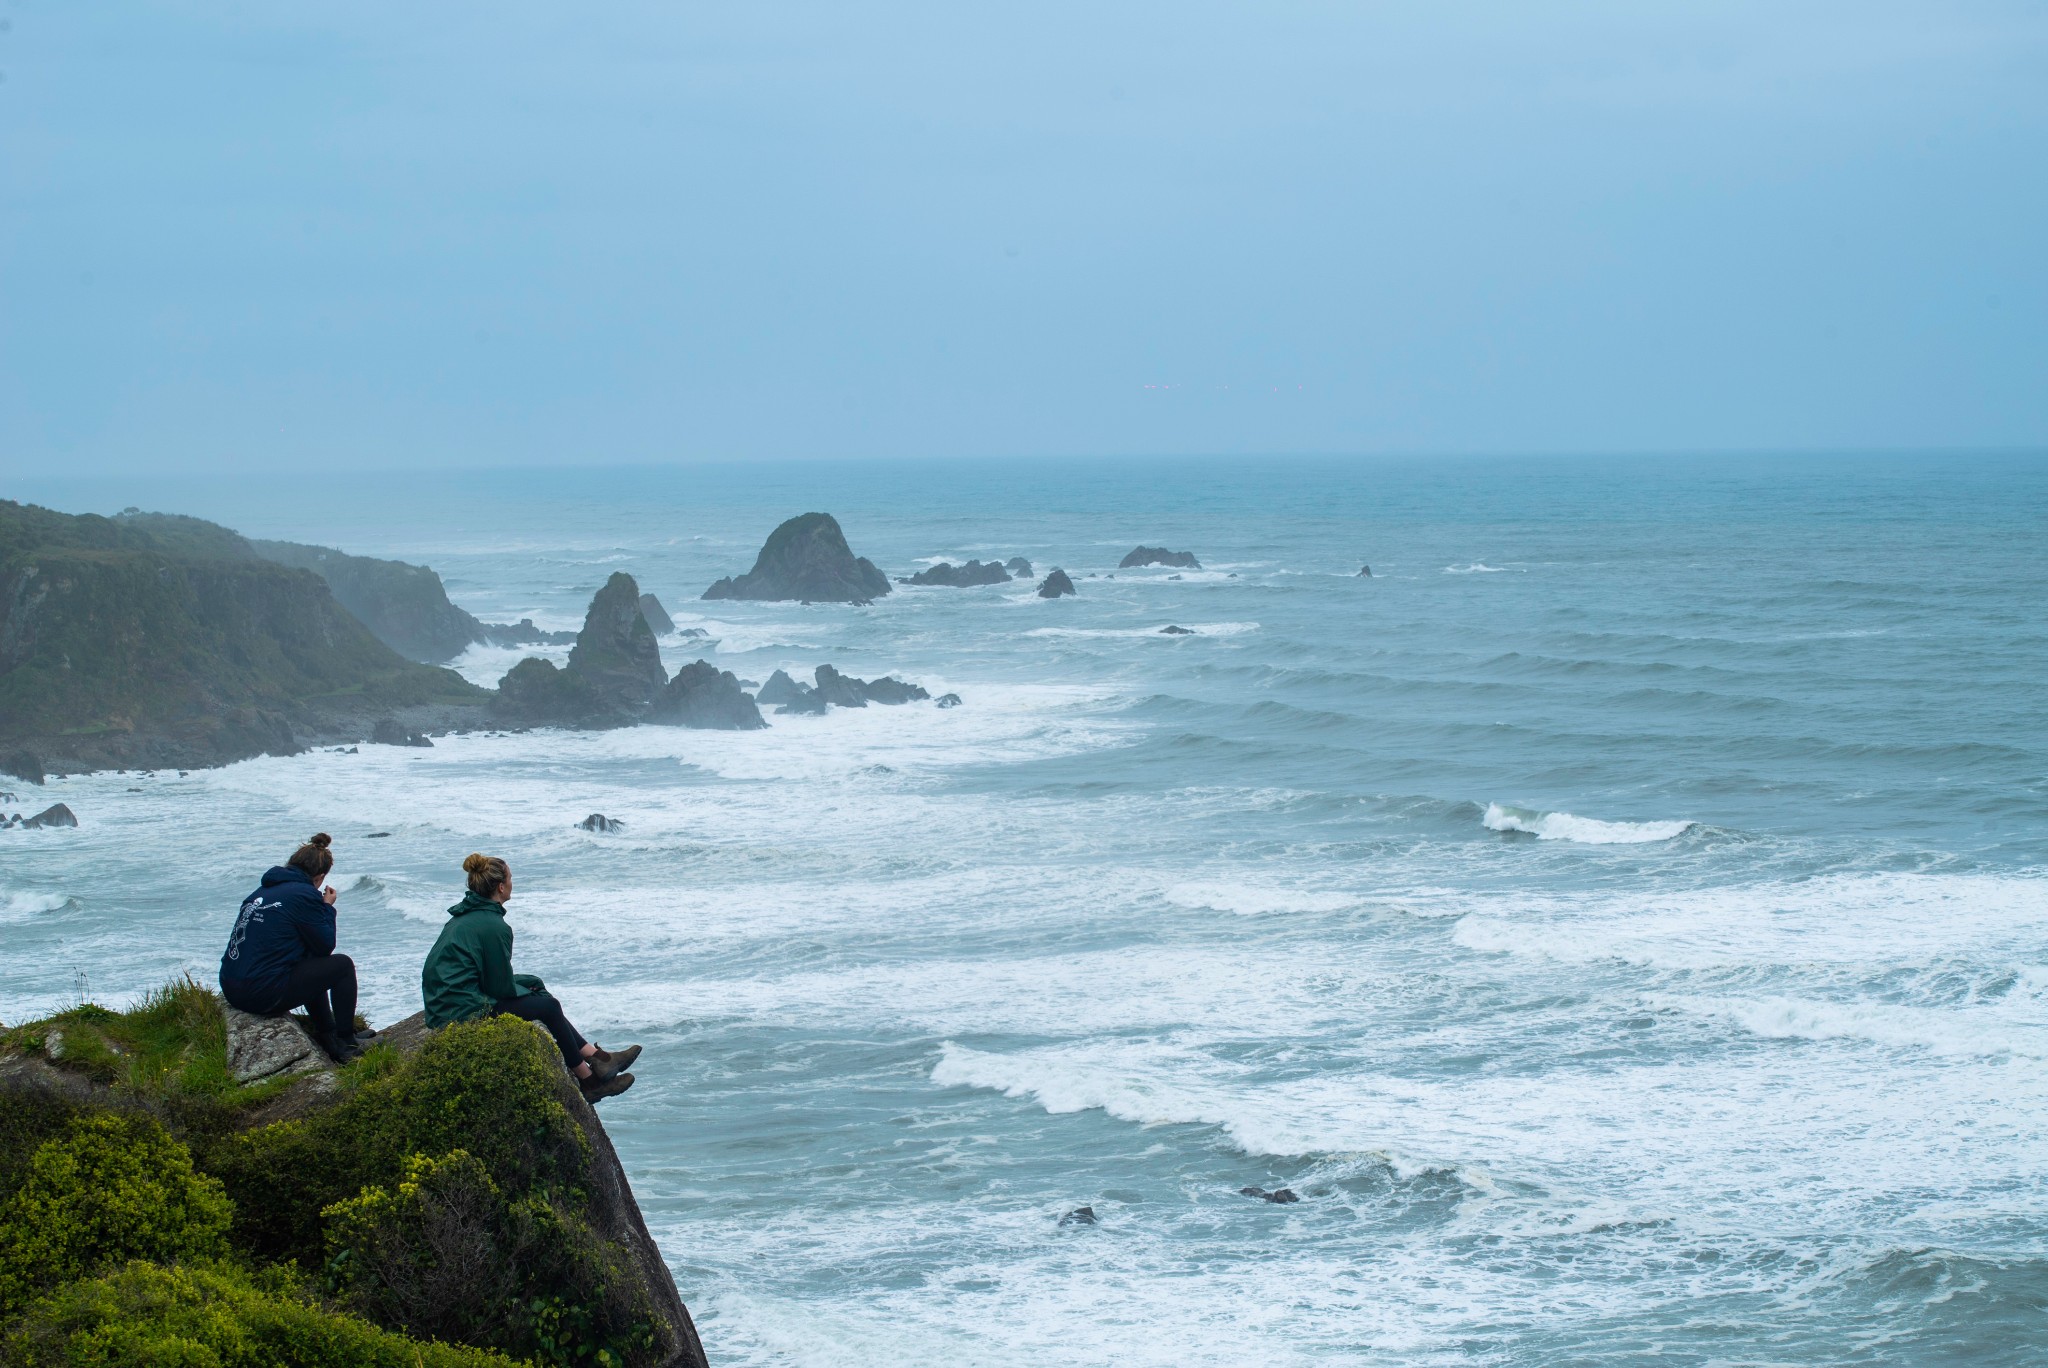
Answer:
[
  {"xmin": 259, "ymin": 865, "xmax": 311, "ymax": 889},
  {"xmin": 447, "ymin": 891, "xmax": 505, "ymax": 919}
]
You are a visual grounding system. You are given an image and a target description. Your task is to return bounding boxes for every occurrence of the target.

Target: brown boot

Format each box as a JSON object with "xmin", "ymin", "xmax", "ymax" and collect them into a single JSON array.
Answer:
[
  {"xmin": 581, "ymin": 1070, "xmax": 635, "ymax": 1105},
  {"xmin": 588, "ymin": 1044, "xmax": 641, "ymax": 1080}
]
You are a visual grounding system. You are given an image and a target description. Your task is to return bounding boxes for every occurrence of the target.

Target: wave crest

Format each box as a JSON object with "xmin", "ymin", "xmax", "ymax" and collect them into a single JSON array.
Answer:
[{"xmin": 1483, "ymin": 802, "xmax": 1693, "ymax": 845}]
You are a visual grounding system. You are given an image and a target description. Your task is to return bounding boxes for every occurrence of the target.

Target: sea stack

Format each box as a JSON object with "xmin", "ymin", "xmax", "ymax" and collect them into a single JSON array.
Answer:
[
  {"xmin": 702, "ymin": 513, "xmax": 891, "ymax": 603},
  {"xmin": 639, "ymin": 593, "xmax": 676, "ymax": 636},
  {"xmin": 494, "ymin": 572, "xmax": 667, "ymax": 727},
  {"xmin": 1119, "ymin": 546, "xmax": 1202, "ymax": 570},
  {"xmin": 1037, "ymin": 569, "xmax": 1076, "ymax": 598}
]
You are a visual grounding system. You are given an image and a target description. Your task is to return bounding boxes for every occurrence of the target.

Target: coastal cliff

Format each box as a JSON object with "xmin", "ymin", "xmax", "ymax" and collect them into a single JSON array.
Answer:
[
  {"xmin": 0, "ymin": 982, "xmax": 707, "ymax": 1368},
  {"xmin": 0, "ymin": 502, "xmax": 485, "ymax": 778}
]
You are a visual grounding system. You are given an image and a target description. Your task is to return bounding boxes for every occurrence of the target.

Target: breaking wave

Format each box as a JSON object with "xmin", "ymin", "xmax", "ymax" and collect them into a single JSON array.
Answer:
[{"xmin": 1483, "ymin": 802, "xmax": 1694, "ymax": 844}]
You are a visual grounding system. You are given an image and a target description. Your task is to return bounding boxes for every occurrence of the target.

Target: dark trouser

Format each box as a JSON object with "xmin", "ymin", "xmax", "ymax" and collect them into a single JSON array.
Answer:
[
  {"xmin": 493, "ymin": 991, "xmax": 587, "ymax": 1069},
  {"xmin": 227, "ymin": 954, "xmax": 358, "ymax": 1037}
]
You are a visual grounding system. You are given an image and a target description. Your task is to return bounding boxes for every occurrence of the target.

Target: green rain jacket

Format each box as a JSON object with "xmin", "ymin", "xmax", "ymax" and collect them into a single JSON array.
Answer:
[{"xmin": 421, "ymin": 892, "xmax": 547, "ymax": 1028}]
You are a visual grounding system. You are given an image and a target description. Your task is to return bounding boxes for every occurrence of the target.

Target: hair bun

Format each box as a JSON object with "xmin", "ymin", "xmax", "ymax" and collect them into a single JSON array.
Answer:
[
  {"xmin": 308, "ymin": 832, "xmax": 332, "ymax": 849},
  {"xmin": 462, "ymin": 852, "xmax": 489, "ymax": 875}
]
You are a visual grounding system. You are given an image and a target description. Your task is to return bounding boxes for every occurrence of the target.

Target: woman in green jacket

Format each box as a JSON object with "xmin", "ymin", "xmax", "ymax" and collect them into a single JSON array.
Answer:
[{"xmin": 422, "ymin": 853, "xmax": 641, "ymax": 1104}]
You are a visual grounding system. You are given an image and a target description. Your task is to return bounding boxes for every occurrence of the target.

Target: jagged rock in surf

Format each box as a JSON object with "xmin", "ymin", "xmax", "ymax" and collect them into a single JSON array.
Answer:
[
  {"xmin": 677, "ymin": 627, "xmax": 710, "ymax": 639},
  {"xmin": 0, "ymin": 751, "xmax": 45, "ymax": 785},
  {"xmin": 812, "ymin": 664, "xmax": 870, "ymax": 709},
  {"xmin": 776, "ymin": 689, "xmax": 828, "ymax": 715},
  {"xmin": 1005, "ymin": 557, "xmax": 1034, "ymax": 578},
  {"xmin": 755, "ymin": 670, "xmax": 807, "ymax": 708},
  {"xmin": 899, "ymin": 560, "xmax": 1010, "ymax": 588},
  {"xmin": 861, "ymin": 675, "xmax": 932, "ymax": 705},
  {"xmin": 935, "ymin": 693, "xmax": 962, "ymax": 709},
  {"xmin": 1120, "ymin": 546, "xmax": 1201, "ymax": 570},
  {"xmin": 638, "ymin": 593, "xmax": 675, "ymax": 636},
  {"xmin": 1159, "ymin": 625, "xmax": 1195, "ymax": 635},
  {"xmin": 1358, "ymin": 565, "xmax": 1372, "ymax": 577},
  {"xmin": 23, "ymin": 802, "xmax": 78, "ymax": 829},
  {"xmin": 1037, "ymin": 569, "xmax": 1076, "ymax": 599},
  {"xmin": 369, "ymin": 717, "xmax": 433, "ymax": 747},
  {"xmin": 701, "ymin": 512, "xmax": 891, "ymax": 603},
  {"xmin": 650, "ymin": 660, "xmax": 768, "ymax": 730},
  {"xmin": 1058, "ymin": 1206, "xmax": 1098, "ymax": 1226},
  {"xmin": 577, "ymin": 813, "xmax": 622, "ymax": 833}
]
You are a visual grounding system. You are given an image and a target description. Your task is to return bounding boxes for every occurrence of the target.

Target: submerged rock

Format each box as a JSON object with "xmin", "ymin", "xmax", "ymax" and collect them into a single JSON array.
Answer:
[
  {"xmin": 677, "ymin": 626, "xmax": 711, "ymax": 639},
  {"xmin": 1159, "ymin": 625, "xmax": 1195, "ymax": 635},
  {"xmin": 1058, "ymin": 1206, "xmax": 1098, "ymax": 1227},
  {"xmin": 702, "ymin": 512, "xmax": 891, "ymax": 603},
  {"xmin": 23, "ymin": 803, "xmax": 77, "ymax": 829},
  {"xmin": 577, "ymin": 813, "xmax": 623, "ymax": 833},
  {"xmin": 1120, "ymin": 546, "xmax": 1202, "ymax": 570},
  {"xmin": 369, "ymin": 717, "xmax": 433, "ymax": 747},
  {"xmin": 650, "ymin": 660, "xmax": 767, "ymax": 730},
  {"xmin": 935, "ymin": 693, "xmax": 962, "ymax": 709},
  {"xmin": 899, "ymin": 560, "xmax": 1010, "ymax": 588},
  {"xmin": 1240, "ymin": 1186, "xmax": 1299, "ymax": 1204},
  {"xmin": 1037, "ymin": 568, "xmax": 1077, "ymax": 599},
  {"xmin": 638, "ymin": 593, "xmax": 676, "ymax": 636}
]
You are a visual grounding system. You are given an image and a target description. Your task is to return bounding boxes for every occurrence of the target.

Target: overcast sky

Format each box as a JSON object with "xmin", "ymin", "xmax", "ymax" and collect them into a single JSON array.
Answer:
[{"xmin": 2, "ymin": 1, "xmax": 2044, "ymax": 472}]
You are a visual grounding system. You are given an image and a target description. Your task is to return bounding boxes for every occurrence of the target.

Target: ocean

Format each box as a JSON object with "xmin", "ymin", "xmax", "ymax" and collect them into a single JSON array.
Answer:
[{"xmin": 5, "ymin": 453, "xmax": 2047, "ymax": 1365}]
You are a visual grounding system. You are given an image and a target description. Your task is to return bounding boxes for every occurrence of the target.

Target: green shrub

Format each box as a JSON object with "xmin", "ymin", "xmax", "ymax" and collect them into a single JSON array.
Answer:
[
  {"xmin": 323, "ymin": 1151, "xmax": 654, "ymax": 1367},
  {"xmin": 0, "ymin": 1260, "xmax": 524, "ymax": 1368},
  {"xmin": 0, "ymin": 1114, "xmax": 232, "ymax": 1316},
  {"xmin": 206, "ymin": 1016, "xmax": 588, "ymax": 1262}
]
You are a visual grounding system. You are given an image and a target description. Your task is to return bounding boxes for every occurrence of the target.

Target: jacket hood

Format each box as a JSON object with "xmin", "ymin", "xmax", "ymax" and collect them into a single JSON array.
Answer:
[
  {"xmin": 259, "ymin": 865, "xmax": 311, "ymax": 888},
  {"xmin": 447, "ymin": 891, "xmax": 506, "ymax": 919}
]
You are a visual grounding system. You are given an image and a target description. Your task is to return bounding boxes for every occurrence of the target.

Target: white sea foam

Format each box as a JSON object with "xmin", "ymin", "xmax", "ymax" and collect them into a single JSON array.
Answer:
[
  {"xmin": 1023, "ymin": 622, "xmax": 1260, "ymax": 640},
  {"xmin": 1482, "ymin": 802, "xmax": 1694, "ymax": 844},
  {"xmin": 0, "ymin": 889, "xmax": 76, "ymax": 924},
  {"xmin": 1443, "ymin": 563, "xmax": 1516, "ymax": 574},
  {"xmin": 1162, "ymin": 882, "xmax": 1356, "ymax": 917}
]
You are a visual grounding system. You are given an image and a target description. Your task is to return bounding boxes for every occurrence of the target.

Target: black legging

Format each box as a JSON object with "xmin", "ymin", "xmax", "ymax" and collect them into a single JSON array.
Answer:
[
  {"xmin": 493, "ymin": 991, "xmax": 588, "ymax": 1069},
  {"xmin": 227, "ymin": 953, "xmax": 358, "ymax": 1037}
]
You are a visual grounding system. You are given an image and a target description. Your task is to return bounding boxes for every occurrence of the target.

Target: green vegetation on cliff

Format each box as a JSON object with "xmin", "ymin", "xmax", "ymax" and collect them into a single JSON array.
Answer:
[
  {"xmin": 250, "ymin": 540, "xmax": 486, "ymax": 665},
  {"xmin": 1, "ymin": 987, "xmax": 683, "ymax": 1368},
  {"xmin": 0, "ymin": 501, "xmax": 482, "ymax": 772}
]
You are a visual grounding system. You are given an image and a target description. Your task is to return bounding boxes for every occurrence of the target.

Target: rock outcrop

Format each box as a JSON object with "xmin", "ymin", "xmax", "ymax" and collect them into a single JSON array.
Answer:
[
  {"xmin": 1358, "ymin": 565, "xmax": 1372, "ymax": 577},
  {"xmin": 812, "ymin": 664, "xmax": 870, "ymax": 709},
  {"xmin": 578, "ymin": 813, "xmax": 623, "ymax": 832},
  {"xmin": 650, "ymin": 660, "xmax": 767, "ymax": 730},
  {"xmin": 370, "ymin": 717, "xmax": 434, "ymax": 747},
  {"xmin": 0, "ymin": 501, "xmax": 485, "ymax": 774},
  {"xmin": 639, "ymin": 593, "xmax": 675, "ymax": 636},
  {"xmin": 224, "ymin": 1006, "xmax": 333, "ymax": 1086},
  {"xmin": 1005, "ymin": 557, "xmax": 1034, "ymax": 578},
  {"xmin": 22, "ymin": 802, "xmax": 77, "ymax": 829},
  {"xmin": 701, "ymin": 513, "xmax": 891, "ymax": 603},
  {"xmin": 899, "ymin": 560, "xmax": 1010, "ymax": 587},
  {"xmin": 495, "ymin": 573, "xmax": 667, "ymax": 729},
  {"xmin": 1159, "ymin": 624, "xmax": 1195, "ymax": 635},
  {"xmin": 935, "ymin": 693, "xmax": 962, "ymax": 708},
  {"xmin": 1037, "ymin": 569, "xmax": 1077, "ymax": 598},
  {"xmin": 1120, "ymin": 546, "xmax": 1202, "ymax": 569},
  {"xmin": 477, "ymin": 618, "xmax": 579, "ymax": 647},
  {"xmin": 776, "ymin": 689, "xmax": 828, "ymax": 715}
]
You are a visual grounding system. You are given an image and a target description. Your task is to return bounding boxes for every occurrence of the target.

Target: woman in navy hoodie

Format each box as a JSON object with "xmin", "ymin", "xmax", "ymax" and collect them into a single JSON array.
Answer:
[{"xmin": 219, "ymin": 833, "xmax": 364, "ymax": 1061}]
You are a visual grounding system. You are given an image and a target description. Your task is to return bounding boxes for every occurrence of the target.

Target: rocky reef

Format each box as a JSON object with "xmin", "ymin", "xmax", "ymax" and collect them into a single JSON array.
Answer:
[
  {"xmin": 1120, "ymin": 545, "xmax": 1202, "ymax": 569},
  {"xmin": 0, "ymin": 981, "xmax": 707, "ymax": 1367},
  {"xmin": 899, "ymin": 559, "xmax": 1010, "ymax": 587},
  {"xmin": 762, "ymin": 664, "xmax": 931, "ymax": 714},
  {"xmin": 0, "ymin": 501, "xmax": 486, "ymax": 778},
  {"xmin": 701, "ymin": 513, "xmax": 890, "ymax": 603}
]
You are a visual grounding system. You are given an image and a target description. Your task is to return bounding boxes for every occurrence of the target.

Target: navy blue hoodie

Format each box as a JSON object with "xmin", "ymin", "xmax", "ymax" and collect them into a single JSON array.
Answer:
[{"xmin": 219, "ymin": 865, "xmax": 336, "ymax": 1011}]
